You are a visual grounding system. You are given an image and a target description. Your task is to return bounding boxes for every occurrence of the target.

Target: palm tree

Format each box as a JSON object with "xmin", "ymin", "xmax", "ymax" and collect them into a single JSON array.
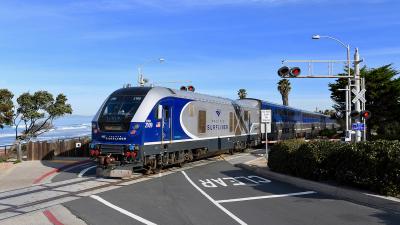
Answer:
[
  {"xmin": 237, "ymin": 89, "xmax": 247, "ymax": 99},
  {"xmin": 277, "ymin": 79, "xmax": 291, "ymax": 106}
]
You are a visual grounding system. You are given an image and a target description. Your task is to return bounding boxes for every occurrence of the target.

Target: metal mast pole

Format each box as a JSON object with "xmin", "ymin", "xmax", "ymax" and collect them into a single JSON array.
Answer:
[
  {"xmin": 362, "ymin": 77, "xmax": 367, "ymax": 141},
  {"xmin": 137, "ymin": 66, "xmax": 144, "ymax": 87},
  {"xmin": 346, "ymin": 44, "xmax": 351, "ymax": 141},
  {"xmin": 354, "ymin": 48, "xmax": 361, "ymax": 142}
]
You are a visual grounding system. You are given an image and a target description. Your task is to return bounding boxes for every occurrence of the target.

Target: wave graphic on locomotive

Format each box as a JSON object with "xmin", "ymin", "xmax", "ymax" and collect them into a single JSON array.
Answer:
[{"xmin": 90, "ymin": 86, "xmax": 336, "ymax": 177}]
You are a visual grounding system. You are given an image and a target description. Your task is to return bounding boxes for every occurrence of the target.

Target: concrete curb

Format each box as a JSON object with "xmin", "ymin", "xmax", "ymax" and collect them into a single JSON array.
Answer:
[{"xmin": 236, "ymin": 163, "xmax": 400, "ymax": 214}]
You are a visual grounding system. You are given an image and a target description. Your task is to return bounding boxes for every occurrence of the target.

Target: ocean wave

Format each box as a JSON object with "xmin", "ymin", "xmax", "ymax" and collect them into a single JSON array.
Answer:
[
  {"xmin": 55, "ymin": 125, "xmax": 91, "ymax": 131},
  {"xmin": 0, "ymin": 133, "xmax": 16, "ymax": 138}
]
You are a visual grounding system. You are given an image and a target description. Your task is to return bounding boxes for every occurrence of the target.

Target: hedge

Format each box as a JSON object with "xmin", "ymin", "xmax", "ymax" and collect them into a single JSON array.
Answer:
[{"xmin": 268, "ymin": 140, "xmax": 400, "ymax": 197}]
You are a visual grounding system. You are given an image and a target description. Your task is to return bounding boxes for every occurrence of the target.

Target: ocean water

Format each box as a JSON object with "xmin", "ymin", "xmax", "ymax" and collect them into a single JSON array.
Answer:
[{"xmin": 0, "ymin": 115, "xmax": 93, "ymax": 146}]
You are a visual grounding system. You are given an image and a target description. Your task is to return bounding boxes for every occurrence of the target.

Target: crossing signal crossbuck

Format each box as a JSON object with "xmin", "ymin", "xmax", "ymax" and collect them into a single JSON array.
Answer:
[{"xmin": 277, "ymin": 66, "xmax": 301, "ymax": 78}]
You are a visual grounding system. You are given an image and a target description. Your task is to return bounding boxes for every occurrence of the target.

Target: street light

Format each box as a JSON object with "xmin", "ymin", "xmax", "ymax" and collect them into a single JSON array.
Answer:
[
  {"xmin": 312, "ymin": 34, "xmax": 352, "ymax": 141},
  {"xmin": 137, "ymin": 58, "xmax": 165, "ymax": 86}
]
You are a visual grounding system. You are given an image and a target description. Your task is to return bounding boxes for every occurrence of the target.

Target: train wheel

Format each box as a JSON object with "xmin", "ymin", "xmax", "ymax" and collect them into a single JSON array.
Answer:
[{"xmin": 143, "ymin": 167, "xmax": 152, "ymax": 175}]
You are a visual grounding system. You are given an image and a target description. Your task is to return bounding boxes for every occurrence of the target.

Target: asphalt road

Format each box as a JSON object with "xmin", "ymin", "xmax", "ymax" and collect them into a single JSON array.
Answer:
[
  {"xmin": 51, "ymin": 161, "xmax": 97, "ymax": 183},
  {"xmin": 62, "ymin": 153, "xmax": 400, "ymax": 225}
]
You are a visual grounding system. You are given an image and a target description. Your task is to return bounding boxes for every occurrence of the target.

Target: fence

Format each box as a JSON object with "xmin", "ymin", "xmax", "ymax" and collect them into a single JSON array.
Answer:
[
  {"xmin": 0, "ymin": 136, "xmax": 91, "ymax": 161},
  {"xmin": 0, "ymin": 145, "xmax": 14, "ymax": 160}
]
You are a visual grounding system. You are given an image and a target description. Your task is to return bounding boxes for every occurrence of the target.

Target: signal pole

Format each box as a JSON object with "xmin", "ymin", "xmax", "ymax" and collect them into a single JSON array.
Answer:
[{"xmin": 354, "ymin": 48, "xmax": 362, "ymax": 142}]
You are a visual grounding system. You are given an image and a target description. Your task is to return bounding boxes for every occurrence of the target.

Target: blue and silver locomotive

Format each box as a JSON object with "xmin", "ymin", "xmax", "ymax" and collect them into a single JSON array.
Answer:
[{"xmin": 90, "ymin": 86, "xmax": 336, "ymax": 177}]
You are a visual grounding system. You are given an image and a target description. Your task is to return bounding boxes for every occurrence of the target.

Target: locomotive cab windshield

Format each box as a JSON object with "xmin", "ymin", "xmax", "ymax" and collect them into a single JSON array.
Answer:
[{"xmin": 97, "ymin": 87, "xmax": 151, "ymax": 132}]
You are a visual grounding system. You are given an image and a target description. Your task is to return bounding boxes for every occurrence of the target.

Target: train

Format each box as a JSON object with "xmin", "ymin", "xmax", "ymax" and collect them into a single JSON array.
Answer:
[{"xmin": 90, "ymin": 86, "xmax": 337, "ymax": 177}]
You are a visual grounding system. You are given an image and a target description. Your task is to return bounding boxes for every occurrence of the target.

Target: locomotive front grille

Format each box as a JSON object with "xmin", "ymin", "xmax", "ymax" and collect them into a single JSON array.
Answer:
[{"xmin": 101, "ymin": 144, "xmax": 125, "ymax": 154}]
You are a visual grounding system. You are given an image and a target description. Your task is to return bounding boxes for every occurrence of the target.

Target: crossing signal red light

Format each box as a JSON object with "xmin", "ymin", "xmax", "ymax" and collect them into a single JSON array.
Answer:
[
  {"xmin": 350, "ymin": 110, "xmax": 360, "ymax": 118},
  {"xmin": 290, "ymin": 67, "xmax": 301, "ymax": 77},
  {"xmin": 277, "ymin": 66, "xmax": 290, "ymax": 77},
  {"xmin": 188, "ymin": 85, "xmax": 195, "ymax": 92},
  {"xmin": 361, "ymin": 110, "xmax": 371, "ymax": 120},
  {"xmin": 180, "ymin": 86, "xmax": 187, "ymax": 91}
]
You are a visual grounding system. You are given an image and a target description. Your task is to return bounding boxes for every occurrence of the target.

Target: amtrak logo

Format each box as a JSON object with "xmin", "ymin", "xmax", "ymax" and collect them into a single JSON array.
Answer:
[{"xmin": 216, "ymin": 109, "xmax": 221, "ymax": 117}]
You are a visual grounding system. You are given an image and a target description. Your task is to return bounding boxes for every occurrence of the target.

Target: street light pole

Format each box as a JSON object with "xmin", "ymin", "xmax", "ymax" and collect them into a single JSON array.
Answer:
[
  {"xmin": 137, "ymin": 58, "xmax": 165, "ymax": 87},
  {"xmin": 312, "ymin": 35, "xmax": 352, "ymax": 142}
]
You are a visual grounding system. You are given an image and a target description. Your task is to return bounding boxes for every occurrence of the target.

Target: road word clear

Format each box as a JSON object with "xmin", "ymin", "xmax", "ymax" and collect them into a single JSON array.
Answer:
[{"xmin": 199, "ymin": 175, "xmax": 271, "ymax": 188}]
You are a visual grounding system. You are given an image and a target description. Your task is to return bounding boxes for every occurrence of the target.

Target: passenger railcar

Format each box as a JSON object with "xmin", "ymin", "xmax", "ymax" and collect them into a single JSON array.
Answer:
[{"xmin": 90, "ymin": 86, "xmax": 335, "ymax": 177}]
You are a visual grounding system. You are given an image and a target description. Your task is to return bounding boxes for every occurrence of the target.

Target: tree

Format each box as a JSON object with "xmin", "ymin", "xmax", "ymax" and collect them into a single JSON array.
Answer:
[
  {"xmin": 317, "ymin": 109, "xmax": 336, "ymax": 118},
  {"xmin": 329, "ymin": 64, "xmax": 400, "ymax": 139},
  {"xmin": 0, "ymin": 90, "xmax": 73, "ymax": 141},
  {"xmin": 237, "ymin": 89, "xmax": 247, "ymax": 99},
  {"xmin": 277, "ymin": 79, "xmax": 291, "ymax": 106},
  {"xmin": 0, "ymin": 89, "xmax": 14, "ymax": 129}
]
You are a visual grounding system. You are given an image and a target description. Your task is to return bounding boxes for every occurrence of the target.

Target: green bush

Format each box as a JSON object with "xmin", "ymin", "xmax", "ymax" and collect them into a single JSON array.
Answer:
[
  {"xmin": 268, "ymin": 139, "xmax": 304, "ymax": 175},
  {"xmin": 319, "ymin": 128, "xmax": 337, "ymax": 138},
  {"xmin": 268, "ymin": 140, "xmax": 400, "ymax": 197}
]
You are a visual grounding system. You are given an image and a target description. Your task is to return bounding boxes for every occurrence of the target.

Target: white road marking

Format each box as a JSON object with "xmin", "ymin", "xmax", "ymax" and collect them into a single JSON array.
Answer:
[
  {"xmin": 0, "ymin": 158, "xmax": 217, "ymax": 221},
  {"xmin": 78, "ymin": 165, "xmax": 97, "ymax": 178},
  {"xmin": 215, "ymin": 191, "xmax": 317, "ymax": 203},
  {"xmin": 90, "ymin": 195, "xmax": 157, "ymax": 225},
  {"xmin": 364, "ymin": 193, "xmax": 400, "ymax": 203},
  {"xmin": 181, "ymin": 171, "xmax": 247, "ymax": 225},
  {"xmin": 199, "ymin": 175, "xmax": 271, "ymax": 188},
  {"xmin": 63, "ymin": 162, "xmax": 94, "ymax": 173}
]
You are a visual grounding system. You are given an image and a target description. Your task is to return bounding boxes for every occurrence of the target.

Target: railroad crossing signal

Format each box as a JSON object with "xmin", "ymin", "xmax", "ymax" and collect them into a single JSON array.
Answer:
[
  {"xmin": 350, "ymin": 110, "xmax": 360, "ymax": 118},
  {"xmin": 277, "ymin": 66, "xmax": 290, "ymax": 77},
  {"xmin": 352, "ymin": 88, "xmax": 366, "ymax": 103},
  {"xmin": 289, "ymin": 67, "xmax": 301, "ymax": 77},
  {"xmin": 350, "ymin": 110, "xmax": 371, "ymax": 120},
  {"xmin": 277, "ymin": 66, "xmax": 301, "ymax": 78},
  {"xmin": 361, "ymin": 110, "xmax": 371, "ymax": 120}
]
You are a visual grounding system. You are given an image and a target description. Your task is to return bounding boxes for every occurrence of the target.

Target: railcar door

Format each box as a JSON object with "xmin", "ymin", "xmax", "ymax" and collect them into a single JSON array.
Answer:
[{"xmin": 161, "ymin": 105, "xmax": 172, "ymax": 144}]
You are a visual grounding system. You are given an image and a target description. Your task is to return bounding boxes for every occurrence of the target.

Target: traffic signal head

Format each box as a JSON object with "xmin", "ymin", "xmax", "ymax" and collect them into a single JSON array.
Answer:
[
  {"xmin": 289, "ymin": 67, "xmax": 301, "ymax": 77},
  {"xmin": 188, "ymin": 85, "xmax": 195, "ymax": 92},
  {"xmin": 277, "ymin": 66, "xmax": 301, "ymax": 78},
  {"xmin": 350, "ymin": 110, "xmax": 360, "ymax": 118},
  {"xmin": 361, "ymin": 110, "xmax": 371, "ymax": 120},
  {"xmin": 277, "ymin": 66, "xmax": 290, "ymax": 77}
]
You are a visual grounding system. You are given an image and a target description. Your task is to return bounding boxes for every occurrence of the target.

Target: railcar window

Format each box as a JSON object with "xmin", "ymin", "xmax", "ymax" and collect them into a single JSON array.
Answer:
[
  {"xmin": 163, "ymin": 106, "xmax": 170, "ymax": 118},
  {"xmin": 229, "ymin": 112, "xmax": 234, "ymax": 132},
  {"xmin": 244, "ymin": 111, "xmax": 249, "ymax": 121},
  {"xmin": 198, "ymin": 110, "xmax": 206, "ymax": 133},
  {"xmin": 233, "ymin": 114, "xmax": 238, "ymax": 133}
]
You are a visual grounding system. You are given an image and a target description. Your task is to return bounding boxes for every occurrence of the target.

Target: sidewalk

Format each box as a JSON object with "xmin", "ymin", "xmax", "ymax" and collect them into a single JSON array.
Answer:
[
  {"xmin": 237, "ymin": 157, "xmax": 400, "ymax": 213},
  {"xmin": 0, "ymin": 158, "xmax": 90, "ymax": 192},
  {"xmin": 0, "ymin": 204, "xmax": 87, "ymax": 225}
]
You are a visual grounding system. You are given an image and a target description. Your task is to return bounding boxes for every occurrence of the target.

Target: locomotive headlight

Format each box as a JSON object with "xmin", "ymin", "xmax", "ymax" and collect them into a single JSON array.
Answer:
[{"xmin": 134, "ymin": 124, "xmax": 140, "ymax": 129}]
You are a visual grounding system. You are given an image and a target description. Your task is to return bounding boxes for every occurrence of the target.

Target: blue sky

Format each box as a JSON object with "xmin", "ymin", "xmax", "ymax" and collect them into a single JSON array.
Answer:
[{"xmin": 1, "ymin": 0, "xmax": 399, "ymax": 115}]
